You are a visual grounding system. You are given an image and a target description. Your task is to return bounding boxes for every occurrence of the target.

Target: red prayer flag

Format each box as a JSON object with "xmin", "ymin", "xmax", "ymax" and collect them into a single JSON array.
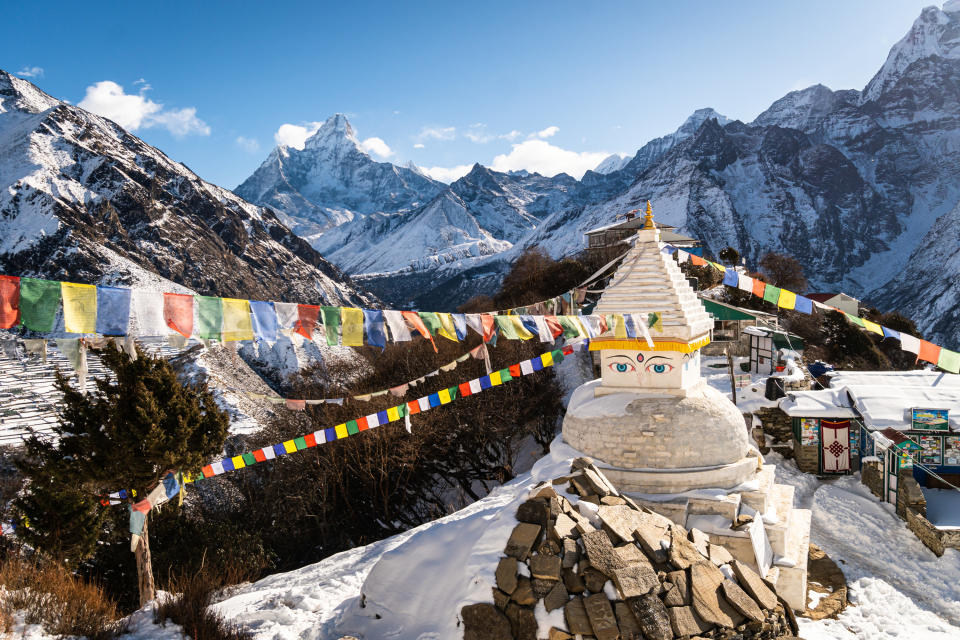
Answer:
[
  {"xmin": 163, "ymin": 293, "xmax": 194, "ymax": 337},
  {"xmin": 544, "ymin": 316, "xmax": 563, "ymax": 338},
  {"xmin": 402, "ymin": 311, "xmax": 437, "ymax": 352},
  {"xmin": 304, "ymin": 433, "xmax": 317, "ymax": 447},
  {"xmin": 690, "ymin": 255, "xmax": 707, "ymax": 266},
  {"xmin": 407, "ymin": 400, "xmax": 421, "ymax": 415},
  {"xmin": 562, "ymin": 345, "xmax": 574, "ymax": 356},
  {"xmin": 917, "ymin": 340, "xmax": 942, "ymax": 365},
  {"xmin": 201, "ymin": 464, "xmax": 214, "ymax": 478},
  {"xmin": 132, "ymin": 499, "xmax": 152, "ymax": 513},
  {"xmin": 285, "ymin": 399, "xmax": 306, "ymax": 411},
  {"xmin": 509, "ymin": 364, "xmax": 522, "ymax": 378},
  {"xmin": 459, "ymin": 381, "xmax": 472, "ymax": 397},
  {"xmin": 481, "ymin": 314, "xmax": 496, "ymax": 343},
  {"xmin": 253, "ymin": 449, "xmax": 267, "ymax": 463},
  {"xmin": 357, "ymin": 416, "xmax": 369, "ymax": 431},
  {"xmin": 0, "ymin": 276, "xmax": 19, "ymax": 329},
  {"xmin": 751, "ymin": 279, "xmax": 766, "ymax": 298},
  {"xmin": 296, "ymin": 304, "xmax": 320, "ymax": 339}
]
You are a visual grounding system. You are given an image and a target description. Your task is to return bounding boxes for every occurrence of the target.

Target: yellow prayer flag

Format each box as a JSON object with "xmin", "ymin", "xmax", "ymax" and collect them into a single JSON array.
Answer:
[
  {"xmin": 511, "ymin": 315, "xmax": 534, "ymax": 340},
  {"xmin": 614, "ymin": 314, "xmax": 627, "ymax": 339},
  {"xmin": 542, "ymin": 351, "xmax": 554, "ymax": 367},
  {"xmin": 341, "ymin": 307, "xmax": 365, "ymax": 346},
  {"xmin": 231, "ymin": 455, "xmax": 246, "ymax": 470},
  {"xmin": 387, "ymin": 406, "xmax": 401, "ymax": 421},
  {"xmin": 437, "ymin": 313, "xmax": 459, "ymax": 341},
  {"xmin": 862, "ymin": 319, "xmax": 884, "ymax": 335},
  {"xmin": 283, "ymin": 440, "xmax": 297, "ymax": 454},
  {"xmin": 776, "ymin": 289, "xmax": 797, "ymax": 310},
  {"xmin": 489, "ymin": 370, "xmax": 503, "ymax": 386},
  {"xmin": 438, "ymin": 388, "xmax": 452, "ymax": 404},
  {"xmin": 334, "ymin": 423, "xmax": 349, "ymax": 439},
  {"xmin": 61, "ymin": 282, "xmax": 97, "ymax": 334},
  {"xmin": 222, "ymin": 298, "xmax": 254, "ymax": 341}
]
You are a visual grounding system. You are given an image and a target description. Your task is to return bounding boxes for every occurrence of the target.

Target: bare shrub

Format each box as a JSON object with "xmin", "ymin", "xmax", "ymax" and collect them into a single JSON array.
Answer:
[{"xmin": 155, "ymin": 567, "xmax": 249, "ymax": 640}]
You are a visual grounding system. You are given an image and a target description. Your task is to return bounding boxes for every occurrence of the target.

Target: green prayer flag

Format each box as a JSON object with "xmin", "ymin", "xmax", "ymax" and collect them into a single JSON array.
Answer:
[
  {"xmin": 241, "ymin": 453, "xmax": 257, "ymax": 466},
  {"xmin": 551, "ymin": 349, "xmax": 565, "ymax": 364},
  {"xmin": 321, "ymin": 306, "xmax": 340, "ymax": 346},
  {"xmin": 938, "ymin": 348, "xmax": 960, "ymax": 374},
  {"xmin": 19, "ymin": 278, "xmax": 61, "ymax": 332},
  {"xmin": 498, "ymin": 367, "xmax": 513, "ymax": 382},
  {"xmin": 346, "ymin": 419, "xmax": 359, "ymax": 435},
  {"xmin": 417, "ymin": 311, "xmax": 442, "ymax": 336},
  {"xmin": 195, "ymin": 295, "xmax": 223, "ymax": 339},
  {"xmin": 762, "ymin": 285, "xmax": 781, "ymax": 305},
  {"xmin": 844, "ymin": 313, "xmax": 866, "ymax": 328},
  {"xmin": 294, "ymin": 436, "xmax": 307, "ymax": 450},
  {"xmin": 494, "ymin": 315, "xmax": 520, "ymax": 340},
  {"xmin": 558, "ymin": 316, "xmax": 580, "ymax": 339},
  {"xmin": 447, "ymin": 386, "xmax": 459, "ymax": 401}
]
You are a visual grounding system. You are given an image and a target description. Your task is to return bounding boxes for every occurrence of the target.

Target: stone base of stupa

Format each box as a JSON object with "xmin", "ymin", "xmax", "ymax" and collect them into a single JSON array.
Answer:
[{"xmin": 561, "ymin": 380, "xmax": 810, "ymax": 610}]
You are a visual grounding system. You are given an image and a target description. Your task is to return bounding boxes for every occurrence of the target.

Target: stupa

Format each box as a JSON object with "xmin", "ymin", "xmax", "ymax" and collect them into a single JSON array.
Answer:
[{"xmin": 563, "ymin": 203, "xmax": 811, "ymax": 610}]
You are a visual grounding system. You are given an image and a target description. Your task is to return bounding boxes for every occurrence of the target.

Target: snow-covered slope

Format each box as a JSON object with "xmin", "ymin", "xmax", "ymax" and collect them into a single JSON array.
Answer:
[
  {"xmin": 0, "ymin": 70, "xmax": 370, "ymax": 306},
  {"xmin": 593, "ymin": 153, "xmax": 630, "ymax": 174},
  {"xmin": 234, "ymin": 114, "xmax": 444, "ymax": 239}
]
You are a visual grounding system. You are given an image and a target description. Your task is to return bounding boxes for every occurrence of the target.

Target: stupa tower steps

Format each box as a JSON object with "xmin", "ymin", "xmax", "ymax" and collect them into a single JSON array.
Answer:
[{"xmin": 560, "ymin": 202, "xmax": 811, "ymax": 610}]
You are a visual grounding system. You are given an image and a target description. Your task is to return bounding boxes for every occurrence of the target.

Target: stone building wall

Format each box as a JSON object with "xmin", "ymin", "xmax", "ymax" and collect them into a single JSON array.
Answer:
[
  {"xmin": 896, "ymin": 466, "xmax": 926, "ymax": 520},
  {"xmin": 754, "ymin": 407, "xmax": 793, "ymax": 444},
  {"xmin": 860, "ymin": 459, "xmax": 883, "ymax": 498},
  {"xmin": 905, "ymin": 508, "xmax": 945, "ymax": 557},
  {"xmin": 794, "ymin": 442, "xmax": 821, "ymax": 474}
]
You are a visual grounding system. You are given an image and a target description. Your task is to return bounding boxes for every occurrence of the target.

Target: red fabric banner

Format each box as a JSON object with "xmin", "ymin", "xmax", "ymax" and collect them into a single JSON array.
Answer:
[
  {"xmin": 295, "ymin": 304, "xmax": 320, "ymax": 339},
  {"xmin": 407, "ymin": 400, "xmax": 421, "ymax": 415},
  {"xmin": 752, "ymin": 279, "xmax": 766, "ymax": 298},
  {"xmin": 0, "ymin": 275, "xmax": 20, "ymax": 329},
  {"xmin": 163, "ymin": 293, "xmax": 194, "ymax": 337},
  {"xmin": 481, "ymin": 314, "xmax": 496, "ymax": 343},
  {"xmin": 544, "ymin": 316, "xmax": 564, "ymax": 338},
  {"xmin": 459, "ymin": 381, "xmax": 473, "ymax": 397},
  {"xmin": 918, "ymin": 340, "xmax": 942, "ymax": 365},
  {"xmin": 690, "ymin": 255, "xmax": 707, "ymax": 266},
  {"xmin": 402, "ymin": 311, "xmax": 437, "ymax": 352}
]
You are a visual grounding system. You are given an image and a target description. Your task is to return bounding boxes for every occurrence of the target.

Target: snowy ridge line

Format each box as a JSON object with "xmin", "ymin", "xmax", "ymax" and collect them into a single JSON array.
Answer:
[
  {"xmin": 666, "ymin": 243, "xmax": 960, "ymax": 376},
  {"xmin": 104, "ymin": 340, "xmax": 589, "ymax": 499}
]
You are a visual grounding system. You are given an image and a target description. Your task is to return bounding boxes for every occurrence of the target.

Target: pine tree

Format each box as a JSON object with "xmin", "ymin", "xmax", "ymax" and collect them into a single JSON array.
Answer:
[{"xmin": 16, "ymin": 345, "xmax": 229, "ymax": 605}]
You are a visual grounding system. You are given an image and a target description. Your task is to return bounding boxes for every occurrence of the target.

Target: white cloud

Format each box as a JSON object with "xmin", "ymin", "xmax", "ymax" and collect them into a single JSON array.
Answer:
[
  {"xmin": 274, "ymin": 122, "xmax": 322, "ymax": 149},
  {"xmin": 500, "ymin": 130, "xmax": 522, "ymax": 141},
  {"xmin": 413, "ymin": 143, "xmax": 425, "ymax": 149},
  {"xmin": 490, "ymin": 139, "xmax": 607, "ymax": 179},
  {"xmin": 465, "ymin": 123, "xmax": 493, "ymax": 144},
  {"xmin": 360, "ymin": 136, "xmax": 393, "ymax": 158},
  {"xmin": 421, "ymin": 164, "xmax": 473, "ymax": 183},
  {"xmin": 418, "ymin": 126, "xmax": 457, "ymax": 141},
  {"xmin": 15, "ymin": 66, "xmax": 44, "ymax": 79},
  {"xmin": 534, "ymin": 126, "xmax": 559, "ymax": 139},
  {"xmin": 235, "ymin": 136, "xmax": 260, "ymax": 153},
  {"xmin": 78, "ymin": 80, "xmax": 210, "ymax": 136}
]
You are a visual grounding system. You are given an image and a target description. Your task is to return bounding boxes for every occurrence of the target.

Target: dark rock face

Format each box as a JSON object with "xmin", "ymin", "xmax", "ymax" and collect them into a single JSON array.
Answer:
[{"xmin": 0, "ymin": 71, "xmax": 370, "ymax": 306}]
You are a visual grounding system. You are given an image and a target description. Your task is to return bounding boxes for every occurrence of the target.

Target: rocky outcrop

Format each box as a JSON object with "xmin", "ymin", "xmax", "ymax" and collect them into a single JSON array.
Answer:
[{"xmin": 461, "ymin": 458, "xmax": 800, "ymax": 640}]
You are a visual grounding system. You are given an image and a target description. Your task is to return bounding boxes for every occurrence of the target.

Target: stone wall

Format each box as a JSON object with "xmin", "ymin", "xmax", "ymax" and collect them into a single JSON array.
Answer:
[
  {"xmin": 905, "ymin": 508, "xmax": 945, "ymax": 557},
  {"xmin": 754, "ymin": 408, "xmax": 793, "ymax": 445},
  {"xmin": 794, "ymin": 443, "xmax": 820, "ymax": 475},
  {"xmin": 896, "ymin": 466, "xmax": 926, "ymax": 520},
  {"xmin": 860, "ymin": 460, "xmax": 883, "ymax": 499}
]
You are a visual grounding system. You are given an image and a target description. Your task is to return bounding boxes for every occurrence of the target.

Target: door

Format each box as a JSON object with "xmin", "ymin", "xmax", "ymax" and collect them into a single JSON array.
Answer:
[
  {"xmin": 886, "ymin": 449, "xmax": 899, "ymax": 504},
  {"xmin": 821, "ymin": 419, "xmax": 851, "ymax": 473}
]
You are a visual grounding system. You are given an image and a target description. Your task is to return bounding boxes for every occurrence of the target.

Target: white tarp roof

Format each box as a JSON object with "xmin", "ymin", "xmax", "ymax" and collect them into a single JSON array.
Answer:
[{"xmin": 779, "ymin": 388, "xmax": 859, "ymax": 418}]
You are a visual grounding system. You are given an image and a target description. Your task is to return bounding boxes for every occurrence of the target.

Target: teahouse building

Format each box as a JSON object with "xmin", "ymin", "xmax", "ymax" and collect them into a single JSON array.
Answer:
[{"xmin": 562, "ymin": 203, "xmax": 811, "ymax": 610}]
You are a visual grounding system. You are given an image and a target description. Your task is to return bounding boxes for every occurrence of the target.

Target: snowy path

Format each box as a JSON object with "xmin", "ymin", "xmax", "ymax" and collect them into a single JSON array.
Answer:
[{"xmin": 769, "ymin": 454, "xmax": 960, "ymax": 639}]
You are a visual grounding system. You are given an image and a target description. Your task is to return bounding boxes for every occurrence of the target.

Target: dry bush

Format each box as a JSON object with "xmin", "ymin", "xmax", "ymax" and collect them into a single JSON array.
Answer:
[
  {"xmin": 155, "ymin": 568, "xmax": 249, "ymax": 640},
  {"xmin": 0, "ymin": 553, "xmax": 126, "ymax": 640}
]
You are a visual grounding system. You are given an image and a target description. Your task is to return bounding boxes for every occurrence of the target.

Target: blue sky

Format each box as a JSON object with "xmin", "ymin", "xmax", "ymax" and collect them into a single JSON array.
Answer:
[{"xmin": 2, "ymin": 0, "xmax": 935, "ymax": 187}]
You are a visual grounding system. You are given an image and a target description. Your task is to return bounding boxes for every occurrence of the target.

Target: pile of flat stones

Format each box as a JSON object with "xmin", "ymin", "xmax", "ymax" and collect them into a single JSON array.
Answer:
[{"xmin": 461, "ymin": 458, "xmax": 800, "ymax": 640}]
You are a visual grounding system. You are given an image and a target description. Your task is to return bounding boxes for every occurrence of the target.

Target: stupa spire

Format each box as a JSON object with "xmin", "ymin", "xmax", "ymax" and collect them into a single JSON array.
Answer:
[{"xmin": 642, "ymin": 199, "xmax": 655, "ymax": 230}]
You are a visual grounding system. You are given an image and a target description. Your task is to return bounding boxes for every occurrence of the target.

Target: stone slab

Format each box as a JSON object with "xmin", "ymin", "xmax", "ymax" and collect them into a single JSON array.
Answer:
[
  {"xmin": 731, "ymin": 560, "xmax": 777, "ymax": 610},
  {"xmin": 614, "ymin": 543, "xmax": 650, "ymax": 567},
  {"xmin": 665, "ymin": 570, "xmax": 691, "ymax": 606},
  {"xmin": 581, "ymin": 530, "xmax": 625, "ymax": 578},
  {"xmin": 563, "ymin": 567, "xmax": 586, "ymax": 594},
  {"xmin": 666, "ymin": 605, "xmax": 712, "ymax": 637},
  {"xmin": 612, "ymin": 562, "xmax": 660, "ymax": 598},
  {"xmin": 626, "ymin": 594, "xmax": 672, "ymax": 640},
  {"xmin": 721, "ymin": 579, "xmax": 765, "ymax": 623},
  {"xmin": 462, "ymin": 603, "xmax": 513, "ymax": 640},
  {"xmin": 689, "ymin": 561, "xmax": 734, "ymax": 628},
  {"xmin": 544, "ymin": 581, "xmax": 568, "ymax": 612},
  {"xmin": 584, "ymin": 593, "xmax": 620, "ymax": 640},
  {"xmin": 709, "ymin": 543, "xmax": 734, "ymax": 567},
  {"xmin": 583, "ymin": 467, "xmax": 612, "ymax": 496},
  {"xmin": 562, "ymin": 538, "xmax": 579, "ymax": 568},
  {"xmin": 505, "ymin": 523, "xmax": 541, "ymax": 561},
  {"xmin": 553, "ymin": 513, "xmax": 578, "ymax": 541},
  {"xmin": 510, "ymin": 576, "xmax": 535, "ymax": 606},
  {"xmin": 505, "ymin": 603, "xmax": 537, "ymax": 640},
  {"xmin": 495, "ymin": 557, "xmax": 518, "ymax": 595},
  {"xmin": 516, "ymin": 499, "xmax": 550, "ymax": 528},
  {"xmin": 669, "ymin": 525, "xmax": 705, "ymax": 570},
  {"xmin": 690, "ymin": 528, "xmax": 710, "ymax": 557},
  {"xmin": 614, "ymin": 601, "xmax": 641, "ymax": 639},
  {"xmin": 530, "ymin": 554, "xmax": 562, "ymax": 581},
  {"xmin": 564, "ymin": 597, "xmax": 593, "ymax": 636}
]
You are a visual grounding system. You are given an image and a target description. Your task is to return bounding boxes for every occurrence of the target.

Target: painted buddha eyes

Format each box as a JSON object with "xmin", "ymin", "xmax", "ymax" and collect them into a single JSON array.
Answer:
[
  {"xmin": 646, "ymin": 362, "xmax": 674, "ymax": 374},
  {"xmin": 609, "ymin": 362, "xmax": 636, "ymax": 373}
]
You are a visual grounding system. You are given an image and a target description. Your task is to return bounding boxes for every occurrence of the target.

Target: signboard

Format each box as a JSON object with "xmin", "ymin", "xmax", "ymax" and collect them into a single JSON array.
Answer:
[
  {"xmin": 945, "ymin": 436, "xmax": 960, "ymax": 466},
  {"xmin": 914, "ymin": 435, "xmax": 943, "ymax": 466},
  {"xmin": 800, "ymin": 418, "xmax": 819, "ymax": 446},
  {"xmin": 734, "ymin": 374, "xmax": 752, "ymax": 389},
  {"xmin": 849, "ymin": 426, "xmax": 859, "ymax": 457},
  {"xmin": 911, "ymin": 408, "xmax": 949, "ymax": 432}
]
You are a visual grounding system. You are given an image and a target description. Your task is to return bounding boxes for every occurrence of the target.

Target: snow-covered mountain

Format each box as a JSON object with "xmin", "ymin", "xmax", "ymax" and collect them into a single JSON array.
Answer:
[
  {"xmin": 593, "ymin": 153, "xmax": 630, "ymax": 174},
  {"xmin": 234, "ymin": 114, "xmax": 444, "ymax": 240},
  {"xmin": 0, "ymin": 70, "xmax": 369, "ymax": 306}
]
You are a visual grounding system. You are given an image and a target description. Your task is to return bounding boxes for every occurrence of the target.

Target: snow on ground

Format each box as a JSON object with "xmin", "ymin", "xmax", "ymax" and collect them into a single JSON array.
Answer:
[
  {"xmin": 701, "ymin": 354, "xmax": 778, "ymax": 413},
  {"xmin": 768, "ymin": 453, "xmax": 960, "ymax": 639}
]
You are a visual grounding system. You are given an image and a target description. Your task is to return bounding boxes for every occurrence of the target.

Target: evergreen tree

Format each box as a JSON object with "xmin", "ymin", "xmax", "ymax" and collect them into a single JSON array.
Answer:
[{"xmin": 16, "ymin": 346, "xmax": 229, "ymax": 603}]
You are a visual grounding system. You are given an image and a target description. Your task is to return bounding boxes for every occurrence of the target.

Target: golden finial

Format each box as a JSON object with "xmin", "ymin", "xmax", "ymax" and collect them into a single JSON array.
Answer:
[{"xmin": 642, "ymin": 200, "xmax": 655, "ymax": 229}]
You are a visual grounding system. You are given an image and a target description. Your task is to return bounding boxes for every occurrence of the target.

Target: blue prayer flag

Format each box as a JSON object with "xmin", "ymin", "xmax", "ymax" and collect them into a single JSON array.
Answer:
[
  {"xmin": 377, "ymin": 410, "xmax": 389, "ymax": 424},
  {"xmin": 452, "ymin": 314, "xmax": 468, "ymax": 340},
  {"xmin": 624, "ymin": 315, "xmax": 638, "ymax": 339},
  {"xmin": 882, "ymin": 326, "xmax": 901, "ymax": 341},
  {"xmin": 250, "ymin": 300, "xmax": 278, "ymax": 343},
  {"xmin": 324, "ymin": 427, "xmax": 337, "ymax": 443},
  {"xmin": 221, "ymin": 458, "xmax": 235, "ymax": 472},
  {"xmin": 531, "ymin": 357, "xmax": 544, "ymax": 372},
  {"xmin": 428, "ymin": 393, "xmax": 441, "ymax": 407},
  {"xmin": 479, "ymin": 376, "xmax": 492, "ymax": 390},
  {"xmin": 722, "ymin": 268, "xmax": 739, "ymax": 287},
  {"xmin": 162, "ymin": 472, "xmax": 180, "ymax": 499},
  {"xmin": 520, "ymin": 315, "xmax": 539, "ymax": 337},
  {"xmin": 793, "ymin": 295, "xmax": 813, "ymax": 315},
  {"xmin": 363, "ymin": 309, "xmax": 386, "ymax": 350},
  {"xmin": 95, "ymin": 286, "xmax": 131, "ymax": 336},
  {"xmin": 273, "ymin": 443, "xmax": 287, "ymax": 457}
]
